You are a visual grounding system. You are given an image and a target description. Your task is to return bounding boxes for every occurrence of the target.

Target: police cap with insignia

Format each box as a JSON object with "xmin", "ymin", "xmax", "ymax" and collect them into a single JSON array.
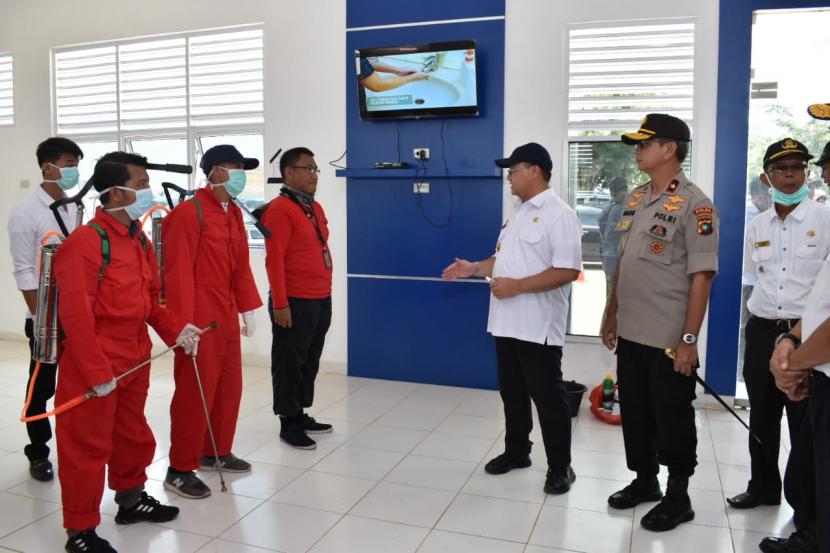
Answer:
[
  {"xmin": 621, "ymin": 113, "xmax": 691, "ymax": 145},
  {"xmin": 815, "ymin": 141, "xmax": 830, "ymax": 167},
  {"xmin": 763, "ymin": 138, "xmax": 812, "ymax": 168}
]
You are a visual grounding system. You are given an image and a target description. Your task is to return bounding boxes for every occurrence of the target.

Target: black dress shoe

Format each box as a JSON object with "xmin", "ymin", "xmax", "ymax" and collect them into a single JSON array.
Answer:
[
  {"xmin": 759, "ymin": 528, "xmax": 818, "ymax": 553},
  {"xmin": 608, "ymin": 477, "xmax": 662, "ymax": 509},
  {"xmin": 29, "ymin": 458, "xmax": 54, "ymax": 482},
  {"xmin": 727, "ymin": 491, "xmax": 780, "ymax": 509},
  {"xmin": 484, "ymin": 452, "xmax": 531, "ymax": 475},
  {"xmin": 544, "ymin": 465, "xmax": 575, "ymax": 495},
  {"xmin": 640, "ymin": 494, "xmax": 695, "ymax": 532}
]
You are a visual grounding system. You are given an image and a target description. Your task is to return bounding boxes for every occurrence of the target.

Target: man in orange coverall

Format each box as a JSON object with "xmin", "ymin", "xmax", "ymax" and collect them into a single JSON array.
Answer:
[
  {"xmin": 54, "ymin": 152, "xmax": 201, "ymax": 553},
  {"xmin": 263, "ymin": 147, "xmax": 334, "ymax": 450},
  {"xmin": 162, "ymin": 144, "xmax": 263, "ymax": 499}
]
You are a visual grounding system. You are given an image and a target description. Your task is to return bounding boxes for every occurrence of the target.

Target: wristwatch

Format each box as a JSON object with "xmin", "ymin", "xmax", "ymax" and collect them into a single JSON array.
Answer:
[
  {"xmin": 775, "ymin": 332, "xmax": 801, "ymax": 348},
  {"xmin": 681, "ymin": 333, "xmax": 697, "ymax": 345}
]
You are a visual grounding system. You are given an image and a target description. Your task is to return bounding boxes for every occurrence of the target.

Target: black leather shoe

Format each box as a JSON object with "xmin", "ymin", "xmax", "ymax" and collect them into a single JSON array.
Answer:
[
  {"xmin": 29, "ymin": 458, "xmax": 54, "ymax": 482},
  {"xmin": 608, "ymin": 477, "xmax": 662, "ymax": 509},
  {"xmin": 640, "ymin": 494, "xmax": 695, "ymax": 532},
  {"xmin": 727, "ymin": 491, "xmax": 780, "ymax": 509},
  {"xmin": 759, "ymin": 528, "xmax": 818, "ymax": 553},
  {"xmin": 484, "ymin": 452, "xmax": 531, "ymax": 475},
  {"xmin": 544, "ymin": 465, "xmax": 575, "ymax": 495}
]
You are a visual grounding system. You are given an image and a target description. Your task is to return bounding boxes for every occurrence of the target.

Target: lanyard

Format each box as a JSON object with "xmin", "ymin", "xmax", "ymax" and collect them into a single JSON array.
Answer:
[{"xmin": 280, "ymin": 188, "xmax": 332, "ymax": 268}]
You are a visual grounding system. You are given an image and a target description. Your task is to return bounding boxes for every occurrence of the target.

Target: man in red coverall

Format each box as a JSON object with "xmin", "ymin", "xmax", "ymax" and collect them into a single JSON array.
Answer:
[
  {"xmin": 54, "ymin": 152, "xmax": 200, "ymax": 553},
  {"xmin": 163, "ymin": 145, "xmax": 263, "ymax": 499},
  {"xmin": 263, "ymin": 147, "xmax": 333, "ymax": 450}
]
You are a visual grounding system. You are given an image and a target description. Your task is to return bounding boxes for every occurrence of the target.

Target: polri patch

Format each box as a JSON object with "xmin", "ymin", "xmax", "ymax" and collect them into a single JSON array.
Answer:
[
  {"xmin": 697, "ymin": 218, "xmax": 713, "ymax": 236},
  {"xmin": 653, "ymin": 212, "xmax": 678, "ymax": 224}
]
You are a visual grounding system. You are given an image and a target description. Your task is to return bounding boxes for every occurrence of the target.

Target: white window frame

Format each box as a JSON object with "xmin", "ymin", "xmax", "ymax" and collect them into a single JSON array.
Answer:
[
  {"xmin": 0, "ymin": 52, "xmax": 14, "ymax": 126},
  {"xmin": 49, "ymin": 24, "xmax": 265, "ymax": 190}
]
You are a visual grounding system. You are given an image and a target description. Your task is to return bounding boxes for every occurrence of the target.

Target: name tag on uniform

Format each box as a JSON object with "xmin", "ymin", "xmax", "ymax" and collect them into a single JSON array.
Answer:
[
  {"xmin": 615, "ymin": 219, "xmax": 632, "ymax": 231},
  {"xmin": 754, "ymin": 240, "xmax": 770, "ymax": 248}
]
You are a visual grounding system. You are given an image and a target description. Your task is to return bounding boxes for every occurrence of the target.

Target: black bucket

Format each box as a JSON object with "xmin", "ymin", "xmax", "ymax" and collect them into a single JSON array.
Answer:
[{"xmin": 564, "ymin": 381, "xmax": 587, "ymax": 418}]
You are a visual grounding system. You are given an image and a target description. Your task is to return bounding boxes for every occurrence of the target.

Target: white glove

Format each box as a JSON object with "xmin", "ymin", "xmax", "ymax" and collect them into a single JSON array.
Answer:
[
  {"xmin": 241, "ymin": 311, "xmax": 256, "ymax": 337},
  {"xmin": 92, "ymin": 378, "xmax": 117, "ymax": 397},
  {"xmin": 176, "ymin": 323, "xmax": 202, "ymax": 356}
]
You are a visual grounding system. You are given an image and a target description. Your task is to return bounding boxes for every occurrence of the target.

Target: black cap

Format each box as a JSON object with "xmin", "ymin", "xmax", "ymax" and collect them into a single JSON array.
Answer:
[
  {"xmin": 495, "ymin": 142, "xmax": 552, "ymax": 172},
  {"xmin": 200, "ymin": 145, "xmax": 259, "ymax": 176},
  {"xmin": 621, "ymin": 114, "xmax": 691, "ymax": 144},
  {"xmin": 763, "ymin": 138, "xmax": 812, "ymax": 167},
  {"xmin": 808, "ymin": 103, "xmax": 830, "ymax": 120},
  {"xmin": 815, "ymin": 141, "xmax": 830, "ymax": 166}
]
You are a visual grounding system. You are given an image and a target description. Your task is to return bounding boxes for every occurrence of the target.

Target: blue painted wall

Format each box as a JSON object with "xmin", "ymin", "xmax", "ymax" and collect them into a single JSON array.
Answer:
[
  {"xmin": 345, "ymin": 1, "xmax": 505, "ymax": 389},
  {"xmin": 708, "ymin": 0, "xmax": 830, "ymax": 395}
]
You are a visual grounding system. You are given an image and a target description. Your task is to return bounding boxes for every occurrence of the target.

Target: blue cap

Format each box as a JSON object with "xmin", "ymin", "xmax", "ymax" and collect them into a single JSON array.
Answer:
[{"xmin": 200, "ymin": 145, "xmax": 259, "ymax": 176}]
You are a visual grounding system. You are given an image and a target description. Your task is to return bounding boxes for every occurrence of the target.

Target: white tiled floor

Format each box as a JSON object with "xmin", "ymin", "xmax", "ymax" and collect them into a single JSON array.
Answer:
[{"xmin": 0, "ymin": 339, "xmax": 793, "ymax": 552}]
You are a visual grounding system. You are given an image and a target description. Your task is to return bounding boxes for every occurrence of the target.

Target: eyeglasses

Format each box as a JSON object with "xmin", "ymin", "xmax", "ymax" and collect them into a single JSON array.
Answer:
[
  {"xmin": 634, "ymin": 140, "xmax": 668, "ymax": 150},
  {"xmin": 292, "ymin": 165, "xmax": 321, "ymax": 175},
  {"xmin": 506, "ymin": 164, "xmax": 532, "ymax": 176},
  {"xmin": 768, "ymin": 162, "xmax": 807, "ymax": 175}
]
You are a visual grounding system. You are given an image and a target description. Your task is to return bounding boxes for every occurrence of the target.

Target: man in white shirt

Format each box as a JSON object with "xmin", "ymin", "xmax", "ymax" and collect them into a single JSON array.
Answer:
[
  {"xmin": 6, "ymin": 137, "xmax": 83, "ymax": 482},
  {"xmin": 442, "ymin": 143, "xmax": 582, "ymax": 495},
  {"xmin": 765, "ymin": 103, "xmax": 830, "ymax": 553},
  {"xmin": 728, "ymin": 139, "xmax": 830, "ymax": 522}
]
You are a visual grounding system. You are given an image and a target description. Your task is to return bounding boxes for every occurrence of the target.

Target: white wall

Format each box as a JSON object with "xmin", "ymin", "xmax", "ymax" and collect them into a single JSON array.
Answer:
[
  {"xmin": 0, "ymin": 0, "xmax": 348, "ymax": 372},
  {"xmin": 503, "ymin": 0, "xmax": 721, "ymax": 393}
]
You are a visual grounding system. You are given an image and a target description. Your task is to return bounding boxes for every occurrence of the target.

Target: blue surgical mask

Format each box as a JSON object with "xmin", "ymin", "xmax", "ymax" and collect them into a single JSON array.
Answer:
[
  {"xmin": 770, "ymin": 183, "xmax": 809, "ymax": 206},
  {"xmin": 212, "ymin": 168, "xmax": 247, "ymax": 197},
  {"xmin": 46, "ymin": 163, "xmax": 80, "ymax": 190},
  {"xmin": 103, "ymin": 186, "xmax": 155, "ymax": 219}
]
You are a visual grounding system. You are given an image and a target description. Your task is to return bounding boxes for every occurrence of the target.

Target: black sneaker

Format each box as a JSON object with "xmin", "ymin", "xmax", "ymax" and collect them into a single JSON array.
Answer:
[
  {"xmin": 279, "ymin": 417, "xmax": 317, "ymax": 450},
  {"xmin": 29, "ymin": 458, "xmax": 54, "ymax": 482},
  {"xmin": 302, "ymin": 414, "xmax": 333, "ymax": 434},
  {"xmin": 483, "ymin": 452, "xmax": 532, "ymax": 475},
  {"xmin": 65, "ymin": 529, "xmax": 116, "ymax": 553},
  {"xmin": 115, "ymin": 492, "xmax": 179, "ymax": 524},
  {"xmin": 163, "ymin": 468, "xmax": 211, "ymax": 499},
  {"xmin": 200, "ymin": 454, "xmax": 252, "ymax": 473}
]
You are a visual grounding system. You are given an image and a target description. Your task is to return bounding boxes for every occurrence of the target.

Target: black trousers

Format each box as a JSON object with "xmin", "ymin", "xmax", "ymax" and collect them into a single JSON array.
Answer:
[
  {"xmin": 808, "ymin": 371, "xmax": 830, "ymax": 553},
  {"xmin": 494, "ymin": 337, "xmax": 571, "ymax": 470},
  {"xmin": 743, "ymin": 316, "xmax": 807, "ymax": 503},
  {"xmin": 23, "ymin": 318, "xmax": 57, "ymax": 461},
  {"xmin": 617, "ymin": 337, "xmax": 697, "ymax": 477},
  {"xmin": 269, "ymin": 295, "xmax": 332, "ymax": 418}
]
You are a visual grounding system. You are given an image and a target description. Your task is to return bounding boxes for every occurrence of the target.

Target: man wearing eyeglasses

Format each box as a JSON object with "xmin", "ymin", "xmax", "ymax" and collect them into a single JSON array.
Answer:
[
  {"xmin": 601, "ymin": 114, "xmax": 719, "ymax": 532},
  {"xmin": 727, "ymin": 139, "xmax": 830, "ymax": 533},
  {"xmin": 262, "ymin": 147, "xmax": 333, "ymax": 449}
]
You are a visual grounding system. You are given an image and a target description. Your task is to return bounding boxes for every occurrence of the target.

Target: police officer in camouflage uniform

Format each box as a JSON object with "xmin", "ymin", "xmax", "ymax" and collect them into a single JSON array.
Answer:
[{"xmin": 600, "ymin": 113, "xmax": 720, "ymax": 532}]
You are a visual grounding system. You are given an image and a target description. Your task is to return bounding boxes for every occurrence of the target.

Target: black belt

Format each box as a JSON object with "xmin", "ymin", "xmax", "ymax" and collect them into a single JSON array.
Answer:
[
  {"xmin": 811, "ymin": 370, "xmax": 830, "ymax": 391},
  {"xmin": 750, "ymin": 315, "xmax": 799, "ymax": 331}
]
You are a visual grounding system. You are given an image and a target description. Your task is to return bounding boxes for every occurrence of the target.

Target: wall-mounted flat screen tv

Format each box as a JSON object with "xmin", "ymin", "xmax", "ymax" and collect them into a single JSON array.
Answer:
[{"xmin": 355, "ymin": 40, "xmax": 478, "ymax": 120}]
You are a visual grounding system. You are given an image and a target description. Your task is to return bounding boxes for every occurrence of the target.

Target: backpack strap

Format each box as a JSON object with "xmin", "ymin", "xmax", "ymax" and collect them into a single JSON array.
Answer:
[
  {"xmin": 87, "ymin": 222, "xmax": 110, "ymax": 281},
  {"xmin": 190, "ymin": 198, "xmax": 204, "ymax": 231}
]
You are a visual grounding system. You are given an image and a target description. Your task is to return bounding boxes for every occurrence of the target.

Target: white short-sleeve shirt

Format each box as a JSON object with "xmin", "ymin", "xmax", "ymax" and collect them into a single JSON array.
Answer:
[
  {"xmin": 487, "ymin": 189, "xmax": 583, "ymax": 346},
  {"xmin": 7, "ymin": 186, "xmax": 77, "ymax": 318},
  {"xmin": 743, "ymin": 200, "xmax": 830, "ymax": 319}
]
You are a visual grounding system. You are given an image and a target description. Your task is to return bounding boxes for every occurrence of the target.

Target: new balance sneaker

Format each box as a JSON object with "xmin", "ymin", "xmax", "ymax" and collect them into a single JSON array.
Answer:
[
  {"xmin": 200, "ymin": 453, "xmax": 251, "ymax": 473},
  {"xmin": 65, "ymin": 529, "xmax": 116, "ymax": 553},
  {"xmin": 302, "ymin": 413, "xmax": 333, "ymax": 434},
  {"xmin": 163, "ymin": 467, "xmax": 211, "ymax": 499},
  {"xmin": 115, "ymin": 492, "xmax": 180, "ymax": 524}
]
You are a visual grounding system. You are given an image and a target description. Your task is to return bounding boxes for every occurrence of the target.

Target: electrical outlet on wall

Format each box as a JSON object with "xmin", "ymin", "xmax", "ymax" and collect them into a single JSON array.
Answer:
[
  {"xmin": 413, "ymin": 182, "xmax": 430, "ymax": 193},
  {"xmin": 413, "ymin": 148, "xmax": 430, "ymax": 160}
]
